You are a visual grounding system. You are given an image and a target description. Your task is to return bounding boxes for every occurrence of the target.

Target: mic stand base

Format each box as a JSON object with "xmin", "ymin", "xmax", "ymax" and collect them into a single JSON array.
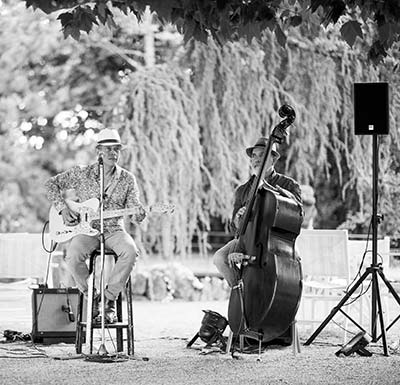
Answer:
[
  {"xmin": 84, "ymin": 352, "xmax": 130, "ymax": 363},
  {"xmin": 84, "ymin": 343, "xmax": 129, "ymax": 364}
]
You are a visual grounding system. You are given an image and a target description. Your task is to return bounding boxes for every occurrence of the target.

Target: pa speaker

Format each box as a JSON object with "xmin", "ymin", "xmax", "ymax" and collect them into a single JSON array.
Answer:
[
  {"xmin": 31, "ymin": 287, "xmax": 79, "ymax": 344},
  {"xmin": 354, "ymin": 82, "xmax": 389, "ymax": 135}
]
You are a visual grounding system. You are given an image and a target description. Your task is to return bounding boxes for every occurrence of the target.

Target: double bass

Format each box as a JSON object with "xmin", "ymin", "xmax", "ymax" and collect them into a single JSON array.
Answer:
[{"xmin": 228, "ymin": 105, "xmax": 303, "ymax": 344}]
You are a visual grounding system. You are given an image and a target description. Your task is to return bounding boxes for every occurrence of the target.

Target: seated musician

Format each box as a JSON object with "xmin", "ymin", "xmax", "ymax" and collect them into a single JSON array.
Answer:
[
  {"xmin": 213, "ymin": 137, "xmax": 303, "ymax": 287},
  {"xmin": 45, "ymin": 128, "xmax": 146, "ymax": 323}
]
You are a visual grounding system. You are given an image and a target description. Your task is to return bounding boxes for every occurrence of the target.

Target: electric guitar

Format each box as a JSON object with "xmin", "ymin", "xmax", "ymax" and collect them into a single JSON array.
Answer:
[{"xmin": 48, "ymin": 198, "xmax": 175, "ymax": 243}]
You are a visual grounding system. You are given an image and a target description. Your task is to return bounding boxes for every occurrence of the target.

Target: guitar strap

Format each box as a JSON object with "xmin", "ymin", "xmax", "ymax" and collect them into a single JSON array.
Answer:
[{"xmin": 104, "ymin": 167, "xmax": 122, "ymax": 204}]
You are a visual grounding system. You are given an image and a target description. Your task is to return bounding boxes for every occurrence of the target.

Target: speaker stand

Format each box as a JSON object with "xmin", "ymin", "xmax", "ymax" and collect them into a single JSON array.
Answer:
[{"xmin": 304, "ymin": 135, "xmax": 400, "ymax": 355}]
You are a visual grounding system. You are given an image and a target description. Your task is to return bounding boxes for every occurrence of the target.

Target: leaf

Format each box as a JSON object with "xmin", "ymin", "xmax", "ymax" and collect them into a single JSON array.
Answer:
[
  {"xmin": 289, "ymin": 15, "xmax": 302, "ymax": 28},
  {"xmin": 280, "ymin": 10, "xmax": 290, "ymax": 19},
  {"xmin": 193, "ymin": 23, "xmax": 208, "ymax": 44},
  {"xmin": 274, "ymin": 24, "xmax": 287, "ymax": 48},
  {"xmin": 378, "ymin": 23, "xmax": 399, "ymax": 45},
  {"xmin": 77, "ymin": 8, "xmax": 98, "ymax": 33},
  {"xmin": 57, "ymin": 12, "xmax": 73, "ymax": 27},
  {"xmin": 183, "ymin": 18, "xmax": 197, "ymax": 44},
  {"xmin": 216, "ymin": 0, "xmax": 228, "ymax": 11},
  {"xmin": 79, "ymin": 13, "xmax": 94, "ymax": 33},
  {"xmin": 106, "ymin": 16, "xmax": 117, "ymax": 30},
  {"xmin": 62, "ymin": 24, "xmax": 80, "ymax": 40},
  {"xmin": 94, "ymin": 2, "xmax": 108, "ymax": 24},
  {"xmin": 340, "ymin": 20, "xmax": 362, "ymax": 48},
  {"xmin": 97, "ymin": 2, "xmax": 106, "ymax": 19}
]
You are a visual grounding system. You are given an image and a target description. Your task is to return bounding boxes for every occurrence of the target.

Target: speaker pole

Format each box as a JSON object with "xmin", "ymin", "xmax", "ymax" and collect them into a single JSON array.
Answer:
[{"xmin": 371, "ymin": 134, "xmax": 378, "ymax": 340}]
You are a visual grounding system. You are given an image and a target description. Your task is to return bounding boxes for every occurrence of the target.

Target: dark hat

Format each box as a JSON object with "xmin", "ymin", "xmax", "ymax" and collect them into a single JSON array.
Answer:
[{"xmin": 246, "ymin": 137, "xmax": 280, "ymax": 158}]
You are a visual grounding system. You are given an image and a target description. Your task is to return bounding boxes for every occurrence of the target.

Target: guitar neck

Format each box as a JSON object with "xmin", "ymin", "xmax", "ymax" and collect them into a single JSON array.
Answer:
[{"xmin": 94, "ymin": 207, "xmax": 142, "ymax": 221}]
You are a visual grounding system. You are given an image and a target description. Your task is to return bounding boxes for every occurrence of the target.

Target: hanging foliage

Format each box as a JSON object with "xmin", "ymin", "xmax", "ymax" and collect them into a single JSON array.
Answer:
[
  {"xmin": 107, "ymin": 66, "xmax": 203, "ymax": 256},
  {"xmin": 179, "ymin": 27, "xmax": 400, "ymax": 238}
]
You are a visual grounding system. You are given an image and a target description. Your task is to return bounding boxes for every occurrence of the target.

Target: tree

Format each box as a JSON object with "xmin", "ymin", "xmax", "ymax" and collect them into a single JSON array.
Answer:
[
  {"xmin": 0, "ymin": 2, "xmax": 182, "ymax": 236},
  {"xmin": 4, "ymin": 0, "xmax": 400, "ymax": 255},
  {"xmin": 23, "ymin": 0, "xmax": 400, "ymax": 63}
]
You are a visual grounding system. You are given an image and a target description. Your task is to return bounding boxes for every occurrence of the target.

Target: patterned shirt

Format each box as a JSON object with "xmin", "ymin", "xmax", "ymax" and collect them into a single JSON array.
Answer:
[{"xmin": 45, "ymin": 163, "xmax": 143, "ymax": 234}]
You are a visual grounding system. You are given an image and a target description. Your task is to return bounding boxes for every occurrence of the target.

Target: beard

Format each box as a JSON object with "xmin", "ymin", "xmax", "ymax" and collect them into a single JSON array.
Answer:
[{"xmin": 251, "ymin": 165, "xmax": 273, "ymax": 177}]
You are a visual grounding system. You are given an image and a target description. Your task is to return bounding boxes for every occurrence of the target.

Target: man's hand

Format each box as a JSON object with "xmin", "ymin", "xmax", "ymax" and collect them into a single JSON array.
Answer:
[
  {"xmin": 60, "ymin": 207, "xmax": 80, "ymax": 226},
  {"xmin": 233, "ymin": 206, "xmax": 246, "ymax": 228},
  {"xmin": 228, "ymin": 252, "xmax": 245, "ymax": 268},
  {"xmin": 262, "ymin": 181, "xmax": 279, "ymax": 192},
  {"xmin": 134, "ymin": 206, "xmax": 147, "ymax": 223},
  {"xmin": 228, "ymin": 252, "xmax": 256, "ymax": 267}
]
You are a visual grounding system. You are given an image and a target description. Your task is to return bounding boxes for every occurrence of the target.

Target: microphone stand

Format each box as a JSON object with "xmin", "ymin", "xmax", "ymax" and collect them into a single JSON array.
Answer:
[
  {"xmin": 85, "ymin": 154, "xmax": 115, "ymax": 362},
  {"xmin": 97, "ymin": 154, "xmax": 108, "ymax": 357}
]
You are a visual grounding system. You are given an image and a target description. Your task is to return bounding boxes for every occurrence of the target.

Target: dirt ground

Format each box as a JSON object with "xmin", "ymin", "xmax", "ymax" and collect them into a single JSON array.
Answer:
[{"xmin": 1, "ymin": 280, "xmax": 400, "ymax": 385}]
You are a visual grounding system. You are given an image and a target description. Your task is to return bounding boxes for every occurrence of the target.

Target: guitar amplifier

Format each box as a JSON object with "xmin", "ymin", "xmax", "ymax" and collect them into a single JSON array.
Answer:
[{"xmin": 31, "ymin": 287, "xmax": 80, "ymax": 344}]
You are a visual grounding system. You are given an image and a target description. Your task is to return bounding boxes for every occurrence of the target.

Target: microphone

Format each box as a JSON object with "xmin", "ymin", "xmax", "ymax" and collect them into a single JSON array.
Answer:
[
  {"xmin": 62, "ymin": 304, "xmax": 75, "ymax": 322},
  {"xmin": 98, "ymin": 153, "xmax": 104, "ymax": 164}
]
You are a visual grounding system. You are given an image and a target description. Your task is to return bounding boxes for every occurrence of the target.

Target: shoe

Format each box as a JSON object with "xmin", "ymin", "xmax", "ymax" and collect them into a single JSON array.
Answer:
[{"xmin": 104, "ymin": 299, "xmax": 117, "ymax": 324}]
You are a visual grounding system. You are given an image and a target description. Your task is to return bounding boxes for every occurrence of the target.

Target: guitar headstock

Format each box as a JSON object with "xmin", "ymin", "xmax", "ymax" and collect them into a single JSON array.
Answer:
[{"xmin": 149, "ymin": 203, "xmax": 175, "ymax": 214}]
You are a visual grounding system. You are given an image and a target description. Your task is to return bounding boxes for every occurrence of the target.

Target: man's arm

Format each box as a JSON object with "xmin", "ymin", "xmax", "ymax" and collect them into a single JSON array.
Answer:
[
  {"xmin": 45, "ymin": 166, "xmax": 81, "ymax": 213},
  {"xmin": 275, "ymin": 182, "xmax": 302, "ymax": 206},
  {"xmin": 124, "ymin": 173, "xmax": 146, "ymax": 223},
  {"xmin": 229, "ymin": 186, "xmax": 245, "ymax": 234}
]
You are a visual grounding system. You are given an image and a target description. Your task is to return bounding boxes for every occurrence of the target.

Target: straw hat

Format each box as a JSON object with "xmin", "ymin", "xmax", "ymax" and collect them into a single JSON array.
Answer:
[{"xmin": 96, "ymin": 128, "xmax": 124, "ymax": 147}]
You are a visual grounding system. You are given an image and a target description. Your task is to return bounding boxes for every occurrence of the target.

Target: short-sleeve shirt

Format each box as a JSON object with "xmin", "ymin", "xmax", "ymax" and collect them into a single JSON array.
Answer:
[{"xmin": 45, "ymin": 163, "xmax": 143, "ymax": 234}]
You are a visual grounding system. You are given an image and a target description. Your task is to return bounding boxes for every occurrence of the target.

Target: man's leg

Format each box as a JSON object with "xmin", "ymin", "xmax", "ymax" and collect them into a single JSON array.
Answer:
[
  {"xmin": 104, "ymin": 231, "xmax": 138, "ymax": 301},
  {"xmin": 65, "ymin": 235, "xmax": 99, "ymax": 295},
  {"xmin": 213, "ymin": 239, "xmax": 239, "ymax": 288}
]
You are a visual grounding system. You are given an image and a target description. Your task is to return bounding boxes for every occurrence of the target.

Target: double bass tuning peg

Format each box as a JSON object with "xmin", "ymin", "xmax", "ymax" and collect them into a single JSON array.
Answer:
[{"xmin": 278, "ymin": 104, "xmax": 295, "ymax": 119}]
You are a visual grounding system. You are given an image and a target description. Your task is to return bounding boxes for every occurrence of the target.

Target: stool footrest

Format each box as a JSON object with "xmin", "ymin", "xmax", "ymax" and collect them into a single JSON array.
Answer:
[{"xmin": 79, "ymin": 322, "xmax": 130, "ymax": 328}]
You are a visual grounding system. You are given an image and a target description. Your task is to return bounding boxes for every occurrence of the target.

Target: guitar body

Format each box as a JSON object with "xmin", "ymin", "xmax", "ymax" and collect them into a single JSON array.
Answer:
[
  {"xmin": 49, "ymin": 199, "xmax": 100, "ymax": 243},
  {"xmin": 49, "ymin": 198, "xmax": 174, "ymax": 243}
]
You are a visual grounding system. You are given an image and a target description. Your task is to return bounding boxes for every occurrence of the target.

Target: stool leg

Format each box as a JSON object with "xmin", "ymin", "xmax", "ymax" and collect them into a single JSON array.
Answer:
[
  {"xmin": 75, "ymin": 292, "xmax": 84, "ymax": 354},
  {"xmin": 116, "ymin": 294, "xmax": 123, "ymax": 352},
  {"xmin": 126, "ymin": 276, "xmax": 134, "ymax": 355},
  {"xmin": 292, "ymin": 320, "xmax": 301, "ymax": 355},
  {"xmin": 225, "ymin": 330, "xmax": 233, "ymax": 354},
  {"xmin": 239, "ymin": 335, "xmax": 244, "ymax": 352},
  {"xmin": 85, "ymin": 255, "xmax": 96, "ymax": 354}
]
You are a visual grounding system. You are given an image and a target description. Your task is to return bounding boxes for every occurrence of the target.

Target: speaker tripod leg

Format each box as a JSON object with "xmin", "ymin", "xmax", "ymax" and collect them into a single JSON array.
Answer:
[
  {"xmin": 305, "ymin": 268, "xmax": 371, "ymax": 346},
  {"xmin": 375, "ymin": 269, "xmax": 400, "ymax": 339},
  {"xmin": 373, "ymin": 273, "xmax": 388, "ymax": 355},
  {"xmin": 378, "ymin": 269, "xmax": 400, "ymax": 306}
]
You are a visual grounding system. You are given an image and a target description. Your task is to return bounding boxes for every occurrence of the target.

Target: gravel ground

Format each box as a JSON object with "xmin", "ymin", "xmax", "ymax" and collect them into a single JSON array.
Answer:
[{"xmin": 1, "ymin": 281, "xmax": 400, "ymax": 384}]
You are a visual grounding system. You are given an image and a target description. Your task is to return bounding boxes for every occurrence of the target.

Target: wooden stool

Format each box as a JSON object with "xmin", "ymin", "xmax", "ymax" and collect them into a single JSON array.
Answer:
[{"xmin": 75, "ymin": 249, "xmax": 134, "ymax": 355}]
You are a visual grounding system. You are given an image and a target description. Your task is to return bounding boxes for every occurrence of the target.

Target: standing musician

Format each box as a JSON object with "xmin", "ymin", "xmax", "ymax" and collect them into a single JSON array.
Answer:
[
  {"xmin": 45, "ymin": 128, "xmax": 146, "ymax": 323},
  {"xmin": 213, "ymin": 137, "xmax": 303, "ymax": 288}
]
